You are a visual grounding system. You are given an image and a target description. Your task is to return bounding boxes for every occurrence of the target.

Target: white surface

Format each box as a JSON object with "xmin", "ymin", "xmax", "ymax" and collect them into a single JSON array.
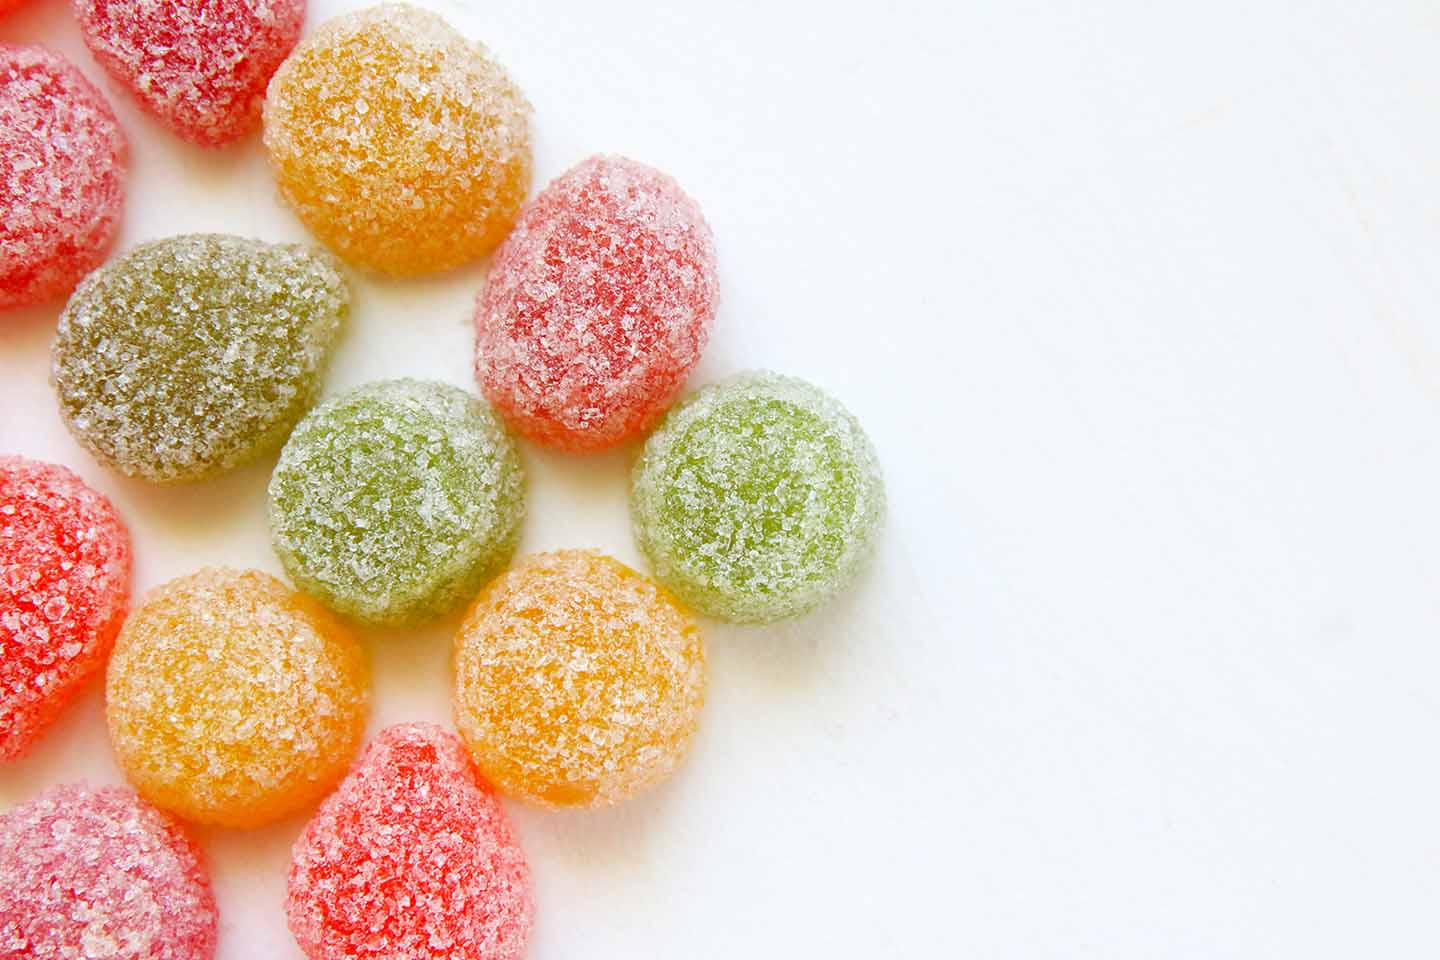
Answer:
[{"xmin": 4, "ymin": 0, "xmax": 1440, "ymax": 955}]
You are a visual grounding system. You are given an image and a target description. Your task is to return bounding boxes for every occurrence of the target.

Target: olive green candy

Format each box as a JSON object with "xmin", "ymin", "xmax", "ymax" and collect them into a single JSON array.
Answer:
[
  {"xmin": 631, "ymin": 372, "xmax": 885, "ymax": 624},
  {"xmin": 51, "ymin": 233, "xmax": 348, "ymax": 482},
  {"xmin": 268, "ymin": 379, "xmax": 525, "ymax": 627}
]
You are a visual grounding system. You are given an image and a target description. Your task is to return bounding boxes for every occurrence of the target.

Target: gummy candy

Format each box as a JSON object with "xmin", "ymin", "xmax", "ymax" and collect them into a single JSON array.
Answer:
[
  {"xmin": 453, "ymin": 550, "xmax": 705, "ymax": 808},
  {"xmin": 0, "ymin": 783, "xmax": 217, "ymax": 960},
  {"xmin": 263, "ymin": 4, "xmax": 531, "ymax": 276},
  {"xmin": 0, "ymin": 1, "xmax": 30, "ymax": 15},
  {"xmin": 631, "ymin": 372, "xmax": 885, "ymax": 623},
  {"xmin": 269, "ymin": 379, "xmax": 524, "ymax": 626},
  {"xmin": 52, "ymin": 233, "xmax": 348, "ymax": 483},
  {"xmin": 475, "ymin": 155, "xmax": 719, "ymax": 452},
  {"xmin": 75, "ymin": 0, "xmax": 304, "ymax": 147},
  {"xmin": 1, "ymin": 43, "xmax": 126, "ymax": 308},
  {"xmin": 287, "ymin": 723, "xmax": 532, "ymax": 960},
  {"xmin": 106, "ymin": 568, "xmax": 369, "ymax": 827},
  {"xmin": 1, "ymin": 456, "xmax": 130, "ymax": 761}
]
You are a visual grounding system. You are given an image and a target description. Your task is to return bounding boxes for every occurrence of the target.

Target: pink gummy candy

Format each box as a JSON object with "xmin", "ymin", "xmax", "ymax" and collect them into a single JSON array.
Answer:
[
  {"xmin": 0, "ymin": 783, "xmax": 217, "ymax": 960},
  {"xmin": 475, "ymin": 154, "xmax": 719, "ymax": 452},
  {"xmin": 1, "ymin": 456, "xmax": 131, "ymax": 761},
  {"xmin": 287, "ymin": 722, "xmax": 532, "ymax": 960},
  {"xmin": 75, "ymin": 0, "xmax": 304, "ymax": 146},
  {"xmin": 0, "ymin": 44, "xmax": 126, "ymax": 308}
]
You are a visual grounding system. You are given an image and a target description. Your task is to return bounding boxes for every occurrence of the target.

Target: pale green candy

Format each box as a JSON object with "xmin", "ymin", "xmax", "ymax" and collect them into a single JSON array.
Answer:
[
  {"xmin": 631, "ymin": 372, "xmax": 884, "ymax": 624},
  {"xmin": 51, "ymin": 233, "xmax": 348, "ymax": 483},
  {"xmin": 268, "ymin": 379, "xmax": 525, "ymax": 626}
]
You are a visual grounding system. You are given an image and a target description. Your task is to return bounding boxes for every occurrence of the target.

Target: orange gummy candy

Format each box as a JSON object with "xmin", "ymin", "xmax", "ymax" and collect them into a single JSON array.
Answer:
[
  {"xmin": 453, "ymin": 550, "xmax": 705, "ymax": 808},
  {"xmin": 106, "ymin": 568, "xmax": 369, "ymax": 827},
  {"xmin": 262, "ymin": 4, "xmax": 531, "ymax": 276}
]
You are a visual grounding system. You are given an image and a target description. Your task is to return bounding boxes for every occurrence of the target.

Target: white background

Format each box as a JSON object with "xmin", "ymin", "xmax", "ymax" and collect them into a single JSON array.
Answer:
[{"xmin": 4, "ymin": 0, "xmax": 1440, "ymax": 956}]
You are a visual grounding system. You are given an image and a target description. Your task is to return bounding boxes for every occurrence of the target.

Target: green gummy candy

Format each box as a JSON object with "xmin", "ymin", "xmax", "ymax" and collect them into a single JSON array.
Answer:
[
  {"xmin": 51, "ymin": 233, "xmax": 348, "ymax": 483},
  {"xmin": 268, "ymin": 379, "xmax": 525, "ymax": 626},
  {"xmin": 631, "ymin": 371, "xmax": 884, "ymax": 624}
]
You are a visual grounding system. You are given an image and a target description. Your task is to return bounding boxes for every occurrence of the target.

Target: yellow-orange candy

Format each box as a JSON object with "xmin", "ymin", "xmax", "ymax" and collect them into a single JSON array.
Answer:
[
  {"xmin": 454, "ymin": 550, "xmax": 705, "ymax": 808},
  {"xmin": 262, "ymin": 3, "xmax": 531, "ymax": 276},
  {"xmin": 106, "ymin": 568, "xmax": 369, "ymax": 827}
]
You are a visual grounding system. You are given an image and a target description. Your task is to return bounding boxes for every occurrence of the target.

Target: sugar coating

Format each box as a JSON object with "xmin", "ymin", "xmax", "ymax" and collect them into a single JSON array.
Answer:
[
  {"xmin": 1, "ymin": 44, "xmax": 126, "ymax": 308},
  {"xmin": 454, "ymin": 550, "xmax": 705, "ymax": 808},
  {"xmin": 106, "ymin": 568, "xmax": 369, "ymax": 827},
  {"xmin": 269, "ymin": 380, "xmax": 525, "ymax": 626},
  {"xmin": 0, "ymin": 783, "xmax": 217, "ymax": 960},
  {"xmin": 476, "ymin": 155, "xmax": 719, "ymax": 452},
  {"xmin": 1, "ymin": 457, "xmax": 130, "ymax": 762},
  {"xmin": 287, "ymin": 723, "xmax": 532, "ymax": 960},
  {"xmin": 52, "ymin": 234, "xmax": 348, "ymax": 483},
  {"xmin": 263, "ymin": 4, "xmax": 531, "ymax": 275},
  {"xmin": 632, "ymin": 372, "xmax": 885, "ymax": 623},
  {"xmin": 76, "ymin": 0, "xmax": 304, "ymax": 147}
]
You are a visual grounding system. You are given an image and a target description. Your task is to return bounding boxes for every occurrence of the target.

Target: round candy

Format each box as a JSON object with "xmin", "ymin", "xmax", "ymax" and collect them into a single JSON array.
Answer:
[
  {"xmin": 76, "ymin": 0, "xmax": 304, "ymax": 146},
  {"xmin": 287, "ymin": 723, "xmax": 532, "ymax": 960},
  {"xmin": 475, "ymin": 155, "xmax": 719, "ymax": 452},
  {"xmin": 0, "ymin": 783, "xmax": 217, "ymax": 960},
  {"xmin": 1, "ymin": 457, "xmax": 130, "ymax": 762},
  {"xmin": 269, "ymin": 379, "xmax": 524, "ymax": 626},
  {"xmin": 52, "ymin": 233, "xmax": 349, "ymax": 483},
  {"xmin": 263, "ymin": 4, "xmax": 531, "ymax": 276},
  {"xmin": 106, "ymin": 567, "xmax": 369, "ymax": 827},
  {"xmin": 453, "ymin": 550, "xmax": 705, "ymax": 808},
  {"xmin": 1, "ymin": 44, "xmax": 126, "ymax": 308},
  {"xmin": 631, "ymin": 372, "xmax": 885, "ymax": 623}
]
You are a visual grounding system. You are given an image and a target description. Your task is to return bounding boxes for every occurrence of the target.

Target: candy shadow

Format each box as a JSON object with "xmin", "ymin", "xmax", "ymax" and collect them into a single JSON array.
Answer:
[
  {"xmin": 0, "ymin": 301, "xmax": 64, "ymax": 349},
  {"xmin": 105, "ymin": 451, "xmax": 281, "ymax": 547},
  {"xmin": 0, "ymin": 677, "xmax": 121, "ymax": 807},
  {"xmin": 507, "ymin": 750, "xmax": 700, "ymax": 873}
]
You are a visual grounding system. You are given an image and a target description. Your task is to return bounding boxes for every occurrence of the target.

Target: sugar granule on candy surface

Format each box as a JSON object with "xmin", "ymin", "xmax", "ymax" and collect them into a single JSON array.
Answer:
[
  {"xmin": 453, "ymin": 550, "xmax": 706, "ymax": 808},
  {"xmin": 106, "ymin": 568, "xmax": 369, "ymax": 828},
  {"xmin": 76, "ymin": 0, "xmax": 304, "ymax": 146},
  {"xmin": 51, "ymin": 233, "xmax": 349, "ymax": 483},
  {"xmin": 269, "ymin": 379, "xmax": 525, "ymax": 627},
  {"xmin": 0, "ymin": 782, "xmax": 217, "ymax": 960},
  {"xmin": 1, "ymin": 43, "xmax": 126, "ymax": 308},
  {"xmin": 476, "ymin": 154, "xmax": 719, "ymax": 453},
  {"xmin": 1, "ymin": 456, "xmax": 131, "ymax": 762},
  {"xmin": 262, "ymin": 3, "xmax": 532, "ymax": 276},
  {"xmin": 287, "ymin": 723, "xmax": 532, "ymax": 960},
  {"xmin": 631, "ymin": 372, "xmax": 886, "ymax": 624}
]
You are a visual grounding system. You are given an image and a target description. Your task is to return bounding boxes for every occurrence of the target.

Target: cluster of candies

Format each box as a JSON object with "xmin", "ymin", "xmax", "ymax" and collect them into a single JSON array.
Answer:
[{"xmin": 1, "ymin": 2, "xmax": 886, "ymax": 958}]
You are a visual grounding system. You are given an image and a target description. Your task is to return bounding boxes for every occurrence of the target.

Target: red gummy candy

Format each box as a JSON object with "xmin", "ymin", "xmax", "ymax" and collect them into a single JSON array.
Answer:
[
  {"xmin": 1, "ymin": 456, "xmax": 131, "ymax": 761},
  {"xmin": 287, "ymin": 722, "xmax": 533, "ymax": 960},
  {"xmin": 75, "ymin": 0, "xmax": 305, "ymax": 147},
  {"xmin": 0, "ymin": 0, "xmax": 31, "ymax": 16},
  {"xmin": 0, "ymin": 783, "xmax": 217, "ymax": 960},
  {"xmin": 0, "ymin": 44, "xmax": 127, "ymax": 308},
  {"xmin": 475, "ymin": 154, "xmax": 719, "ymax": 452}
]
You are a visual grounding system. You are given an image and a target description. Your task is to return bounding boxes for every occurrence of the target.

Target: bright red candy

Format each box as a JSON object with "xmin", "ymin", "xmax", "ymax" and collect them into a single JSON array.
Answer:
[
  {"xmin": 75, "ymin": 0, "xmax": 305, "ymax": 147},
  {"xmin": 0, "ymin": 44, "xmax": 126, "ymax": 308},
  {"xmin": 0, "ymin": 0, "xmax": 31, "ymax": 16},
  {"xmin": 475, "ymin": 154, "xmax": 719, "ymax": 452},
  {"xmin": 1, "ymin": 456, "xmax": 131, "ymax": 761},
  {"xmin": 0, "ymin": 783, "xmax": 217, "ymax": 960},
  {"xmin": 287, "ymin": 722, "xmax": 533, "ymax": 960}
]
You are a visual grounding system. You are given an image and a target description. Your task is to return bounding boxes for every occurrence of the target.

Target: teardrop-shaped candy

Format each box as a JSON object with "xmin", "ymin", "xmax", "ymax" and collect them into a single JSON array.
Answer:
[
  {"xmin": 474, "ymin": 154, "xmax": 719, "ymax": 452},
  {"xmin": 75, "ymin": 0, "xmax": 304, "ymax": 146},
  {"xmin": 52, "ymin": 233, "xmax": 348, "ymax": 483},
  {"xmin": 1, "ymin": 457, "xmax": 131, "ymax": 761},
  {"xmin": 286, "ymin": 722, "xmax": 533, "ymax": 960}
]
